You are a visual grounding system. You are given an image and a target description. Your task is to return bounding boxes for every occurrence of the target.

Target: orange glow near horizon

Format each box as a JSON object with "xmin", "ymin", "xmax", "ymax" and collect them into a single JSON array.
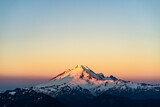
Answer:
[
  {"xmin": 1, "ymin": 51, "xmax": 160, "ymax": 83},
  {"xmin": 1, "ymin": 0, "xmax": 160, "ymax": 84}
]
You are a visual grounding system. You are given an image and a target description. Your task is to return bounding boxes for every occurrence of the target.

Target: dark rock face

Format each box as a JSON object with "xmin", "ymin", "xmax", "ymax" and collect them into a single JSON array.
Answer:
[{"xmin": 109, "ymin": 75, "xmax": 118, "ymax": 81}]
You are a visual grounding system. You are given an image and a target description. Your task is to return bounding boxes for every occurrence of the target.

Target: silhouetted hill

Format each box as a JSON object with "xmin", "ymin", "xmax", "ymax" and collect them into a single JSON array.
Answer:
[
  {"xmin": 0, "ymin": 88, "xmax": 67, "ymax": 107},
  {"xmin": 84, "ymin": 93, "xmax": 160, "ymax": 107}
]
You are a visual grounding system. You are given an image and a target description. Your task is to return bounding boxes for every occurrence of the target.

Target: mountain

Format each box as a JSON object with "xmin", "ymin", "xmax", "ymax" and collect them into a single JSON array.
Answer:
[
  {"xmin": 34, "ymin": 65, "xmax": 160, "ymax": 100},
  {"xmin": 1, "ymin": 65, "xmax": 160, "ymax": 107}
]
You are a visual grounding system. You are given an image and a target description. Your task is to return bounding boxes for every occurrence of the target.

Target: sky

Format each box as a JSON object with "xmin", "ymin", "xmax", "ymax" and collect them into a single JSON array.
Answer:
[{"xmin": 0, "ymin": 0, "xmax": 160, "ymax": 91}]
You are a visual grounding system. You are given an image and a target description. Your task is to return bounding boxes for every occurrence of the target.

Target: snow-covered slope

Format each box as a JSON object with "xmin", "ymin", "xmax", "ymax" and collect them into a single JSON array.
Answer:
[
  {"xmin": 36, "ymin": 65, "xmax": 107, "ymax": 88},
  {"xmin": 34, "ymin": 65, "xmax": 160, "ymax": 99}
]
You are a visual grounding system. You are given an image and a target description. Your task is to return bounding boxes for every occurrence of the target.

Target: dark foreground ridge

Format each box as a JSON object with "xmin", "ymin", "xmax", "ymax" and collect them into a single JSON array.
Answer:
[
  {"xmin": 0, "ymin": 88, "xmax": 160, "ymax": 107},
  {"xmin": 0, "ymin": 88, "xmax": 67, "ymax": 107},
  {"xmin": 84, "ymin": 93, "xmax": 160, "ymax": 107}
]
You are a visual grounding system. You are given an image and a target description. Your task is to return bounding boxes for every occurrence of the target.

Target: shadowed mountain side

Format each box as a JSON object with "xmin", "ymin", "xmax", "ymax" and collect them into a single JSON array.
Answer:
[
  {"xmin": 0, "ymin": 88, "xmax": 67, "ymax": 107},
  {"xmin": 84, "ymin": 93, "xmax": 160, "ymax": 107}
]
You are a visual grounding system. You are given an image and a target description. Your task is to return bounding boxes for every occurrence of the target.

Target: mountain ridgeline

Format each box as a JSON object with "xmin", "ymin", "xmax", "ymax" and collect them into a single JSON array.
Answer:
[{"xmin": 1, "ymin": 65, "xmax": 160, "ymax": 107}]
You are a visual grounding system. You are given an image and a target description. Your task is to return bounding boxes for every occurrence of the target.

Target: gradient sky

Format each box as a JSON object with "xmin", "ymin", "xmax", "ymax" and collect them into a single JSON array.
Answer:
[{"xmin": 0, "ymin": 0, "xmax": 160, "ymax": 89}]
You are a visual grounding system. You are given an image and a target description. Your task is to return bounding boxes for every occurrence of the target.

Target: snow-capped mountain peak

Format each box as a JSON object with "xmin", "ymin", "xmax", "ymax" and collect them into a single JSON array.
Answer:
[
  {"xmin": 75, "ymin": 65, "xmax": 87, "ymax": 69},
  {"xmin": 36, "ymin": 65, "xmax": 107, "ymax": 88},
  {"xmin": 34, "ymin": 65, "xmax": 160, "ymax": 99},
  {"xmin": 50, "ymin": 65, "xmax": 103, "ymax": 81}
]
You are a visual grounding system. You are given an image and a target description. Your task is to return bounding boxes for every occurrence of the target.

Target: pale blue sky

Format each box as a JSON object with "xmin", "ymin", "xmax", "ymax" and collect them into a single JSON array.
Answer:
[{"xmin": 0, "ymin": 0, "xmax": 160, "ymax": 91}]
